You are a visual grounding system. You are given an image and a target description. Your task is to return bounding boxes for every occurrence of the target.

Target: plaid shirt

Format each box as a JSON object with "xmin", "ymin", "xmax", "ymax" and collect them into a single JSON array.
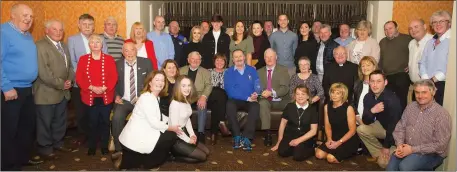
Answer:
[{"xmin": 393, "ymin": 101, "xmax": 451, "ymax": 157}]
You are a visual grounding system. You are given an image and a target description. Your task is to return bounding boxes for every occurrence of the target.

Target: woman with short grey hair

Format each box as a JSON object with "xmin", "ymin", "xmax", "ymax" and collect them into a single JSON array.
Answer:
[{"xmin": 346, "ymin": 20, "xmax": 380, "ymax": 65}]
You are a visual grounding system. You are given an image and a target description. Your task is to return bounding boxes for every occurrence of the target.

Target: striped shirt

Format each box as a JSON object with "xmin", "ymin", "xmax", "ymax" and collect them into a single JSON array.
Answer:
[
  {"xmin": 393, "ymin": 101, "xmax": 451, "ymax": 157},
  {"xmin": 101, "ymin": 33, "xmax": 124, "ymax": 61}
]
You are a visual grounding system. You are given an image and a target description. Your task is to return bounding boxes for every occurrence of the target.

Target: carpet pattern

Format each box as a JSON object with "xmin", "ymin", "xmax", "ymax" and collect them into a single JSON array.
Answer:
[{"xmin": 23, "ymin": 129, "xmax": 383, "ymax": 171}]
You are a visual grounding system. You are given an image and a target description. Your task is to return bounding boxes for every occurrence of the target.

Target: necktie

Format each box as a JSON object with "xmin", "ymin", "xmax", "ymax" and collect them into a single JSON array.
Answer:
[
  {"xmin": 56, "ymin": 43, "xmax": 67, "ymax": 68},
  {"xmin": 129, "ymin": 63, "xmax": 137, "ymax": 104},
  {"xmin": 267, "ymin": 69, "xmax": 272, "ymax": 101}
]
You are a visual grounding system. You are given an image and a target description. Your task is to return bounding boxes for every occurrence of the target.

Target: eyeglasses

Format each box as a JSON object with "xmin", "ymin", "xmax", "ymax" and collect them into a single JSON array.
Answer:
[{"xmin": 431, "ymin": 20, "xmax": 449, "ymax": 26}]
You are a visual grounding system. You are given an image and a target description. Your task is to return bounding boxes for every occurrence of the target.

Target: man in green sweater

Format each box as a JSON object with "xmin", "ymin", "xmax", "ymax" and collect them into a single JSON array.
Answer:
[{"xmin": 379, "ymin": 21, "xmax": 412, "ymax": 110}]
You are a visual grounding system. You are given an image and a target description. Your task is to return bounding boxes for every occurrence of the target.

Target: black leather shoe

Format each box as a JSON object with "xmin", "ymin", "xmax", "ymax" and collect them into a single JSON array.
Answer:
[
  {"xmin": 87, "ymin": 148, "xmax": 96, "ymax": 156},
  {"xmin": 197, "ymin": 132, "xmax": 206, "ymax": 144},
  {"xmin": 264, "ymin": 133, "xmax": 272, "ymax": 147},
  {"xmin": 101, "ymin": 148, "xmax": 109, "ymax": 155}
]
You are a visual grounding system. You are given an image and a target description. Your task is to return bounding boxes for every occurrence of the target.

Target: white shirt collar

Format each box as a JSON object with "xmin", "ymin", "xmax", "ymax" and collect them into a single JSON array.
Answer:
[
  {"xmin": 438, "ymin": 29, "xmax": 451, "ymax": 41},
  {"xmin": 125, "ymin": 59, "xmax": 137, "ymax": 66},
  {"xmin": 234, "ymin": 64, "xmax": 245, "ymax": 71},
  {"xmin": 418, "ymin": 33, "xmax": 433, "ymax": 44},
  {"xmin": 46, "ymin": 35, "xmax": 60, "ymax": 46},
  {"xmin": 189, "ymin": 66, "xmax": 199, "ymax": 71},
  {"xmin": 296, "ymin": 102, "xmax": 309, "ymax": 110},
  {"xmin": 266, "ymin": 65, "xmax": 276, "ymax": 72}
]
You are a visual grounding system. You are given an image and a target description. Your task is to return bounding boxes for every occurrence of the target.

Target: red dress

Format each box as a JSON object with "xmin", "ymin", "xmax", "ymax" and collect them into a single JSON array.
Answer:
[
  {"xmin": 124, "ymin": 39, "xmax": 158, "ymax": 70},
  {"xmin": 76, "ymin": 53, "xmax": 118, "ymax": 106}
]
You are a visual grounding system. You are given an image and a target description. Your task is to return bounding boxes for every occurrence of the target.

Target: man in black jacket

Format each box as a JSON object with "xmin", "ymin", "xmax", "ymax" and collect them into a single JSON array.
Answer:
[
  {"xmin": 200, "ymin": 14, "xmax": 230, "ymax": 69},
  {"xmin": 316, "ymin": 24, "xmax": 340, "ymax": 82},
  {"xmin": 357, "ymin": 70, "xmax": 403, "ymax": 168}
]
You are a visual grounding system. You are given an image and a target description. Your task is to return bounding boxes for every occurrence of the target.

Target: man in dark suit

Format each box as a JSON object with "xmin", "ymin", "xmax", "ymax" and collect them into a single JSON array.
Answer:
[
  {"xmin": 112, "ymin": 42, "xmax": 153, "ymax": 156},
  {"xmin": 34, "ymin": 20, "xmax": 75, "ymax": 160},
  {"xmin": 257, "ymin": 48, "xmax": 290, "ymax": 146},
  {"xmin": 201, "ymin": 14, "xmax": 231, "ymax": 69}
]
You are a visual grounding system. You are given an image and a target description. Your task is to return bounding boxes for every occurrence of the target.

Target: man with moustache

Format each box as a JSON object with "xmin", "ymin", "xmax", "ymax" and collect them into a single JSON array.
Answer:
[
  {"xmin": 34, "ymin": 20, "xmax": 75, "ymax": 160},
  {"xmin": 269, "ymin": 14, "xmax": 298, "ymax": 77},
  {"xmin": 68, "ymin": 13, "xmax": 108, "ymax": 146},
  {"xmin": 111, "ymin": 42, "xmax": 153, "ymax": 157},
  {"xmin": 1, "ymin": 4, "xmax": 43, "ymax": 170},
  {"xmin": 407, "ymin": 19, "xmax": 433, "ymax": 101},
  {"xmin": 147, "ymin": 16, "xmax": 175, "ymax": 69},
  {"xmin": 101, "ymin": 16, "xmax": 124, "ymax": 61}
]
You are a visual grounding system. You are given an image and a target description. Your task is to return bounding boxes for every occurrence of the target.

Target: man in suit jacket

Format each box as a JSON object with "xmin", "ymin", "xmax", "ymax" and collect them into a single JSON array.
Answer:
[
  {"xmin": 201, "ymin": 14, "xmax": 230, "ymax": 69},
  {"xmin": 112, "ymin": 42, "xmax": 153, "ymax": 155},
  {"xmin": 67, "ymin": 14, "xmax": 107, "ymax": 143},
  {"xmin": 179, "ymin": 51, "xmax": 212, "ymax": 143},
  {"xmin": 257, "ymin": 48, "xmax": 290, "ymax": 146},
  {"xmin": 34, "ymin": 20, "xmax": 75, "ymax": 159}
]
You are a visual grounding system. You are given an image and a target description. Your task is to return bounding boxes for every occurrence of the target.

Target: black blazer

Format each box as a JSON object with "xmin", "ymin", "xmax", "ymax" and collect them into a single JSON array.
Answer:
[
  {"xmin": 201, "ymin": 31, "xmax": 231, "ymax": 69},
  {"xmin": 352, "ymin": 80, "xmax": 364, "ymax": 114},
  {"xmin": 115, "ymin": 57, "xmax": 153, "ymax": 98},
  {"xmin": 321, "ymin": 39, "xmax": 340, "ymax": 70}
]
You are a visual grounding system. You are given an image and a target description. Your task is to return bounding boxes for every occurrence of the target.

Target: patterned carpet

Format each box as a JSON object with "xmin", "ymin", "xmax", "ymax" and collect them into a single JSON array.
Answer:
[{"xmin": 23, "ymin": 129, "xmax": 383, "ymax": 171}]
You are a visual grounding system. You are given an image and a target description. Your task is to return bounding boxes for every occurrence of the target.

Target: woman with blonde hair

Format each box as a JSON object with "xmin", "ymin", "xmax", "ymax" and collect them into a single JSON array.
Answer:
[
  {"xmin": 353, "ymin": 56, "xmax": 378, "ymax": 125},
  {"xmin": 315, "ymin": 83, "xmax": 359, "ymax": 163},
  {"xmin": 169, "ymin": 76, "xmax": 210, "ymax": 163},
  {"xmin": 125, "ymin": 22, "xmax": 158, "ymax": 70},
  {"xmin": 180, "ymin": 26, "xmax": 203, "ymax": 67},
  {"xmin": 346, "ymin": 20, "xmax": 380, "ymax": 64}
]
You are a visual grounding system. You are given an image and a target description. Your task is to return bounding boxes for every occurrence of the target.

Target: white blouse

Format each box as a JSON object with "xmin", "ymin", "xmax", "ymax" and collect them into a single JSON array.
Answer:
[
  {"xmin": 119, "ymin": 92, "xmax": 169, "ymax": 154},
  {"xmin": 168, "ymin": 100, "xmax": 195, "ymax": 143},
  {"xmin": 137, "ymin": 43, "xmax": 148, "ymax": 58},
  {"xmin": 351, "ymin": 40, "xmax": 366, "ymax": 64},
  {"xmin": 357, "ymin": 83, "xmax": 370, "ymax": 120}
]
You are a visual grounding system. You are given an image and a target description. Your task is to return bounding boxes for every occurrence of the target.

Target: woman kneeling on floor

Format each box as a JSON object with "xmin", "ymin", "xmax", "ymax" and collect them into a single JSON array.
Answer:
[
  {"xmin": 169, "ymin": 75, "xmax": 210, "ymax": 162},
  {"xmin": 271, "ymin": 84, "xmax": 318, "ymax": 161},
  {"xmin": 113, "ymin": 71, "xmax": 182, "ymax": 170}
]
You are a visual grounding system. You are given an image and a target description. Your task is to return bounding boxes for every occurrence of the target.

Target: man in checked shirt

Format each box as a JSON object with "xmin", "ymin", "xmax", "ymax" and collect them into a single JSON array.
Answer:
[{"xmin": 387, "ymin": 79, "xmax": 451, "ymax": 171}]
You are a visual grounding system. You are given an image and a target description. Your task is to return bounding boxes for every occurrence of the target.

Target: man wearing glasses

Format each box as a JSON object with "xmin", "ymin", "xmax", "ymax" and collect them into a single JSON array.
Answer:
[{"xmin": 419, "ymin": 10, "xmax": 452, "ymax": 106}]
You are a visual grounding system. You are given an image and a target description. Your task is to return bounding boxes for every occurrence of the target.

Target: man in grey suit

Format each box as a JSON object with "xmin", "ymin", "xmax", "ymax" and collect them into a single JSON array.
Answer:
[
  {"xmin": 112, "ymin": 42, "xmax": 153, "ymax": 155},
  {"xmin": 68, "ymin": 13, "xmax": 107, "ymax": 144},
  {"xmin": 257, "ymin": 48, "xmax": 290, "ymax": 146},
  {"xmin": 34, "ymin": 20, "xmax": 75, "ymax": 159}
]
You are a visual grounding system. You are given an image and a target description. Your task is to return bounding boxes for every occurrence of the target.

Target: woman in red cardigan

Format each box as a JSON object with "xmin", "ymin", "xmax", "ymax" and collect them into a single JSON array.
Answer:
[
  {"xmin": 125, "ymin": 22, "xmax": 158, "ymax": 70},
  {"xmin": 76, "ymin": 34, "xmax": 118, "ymax": 156}
]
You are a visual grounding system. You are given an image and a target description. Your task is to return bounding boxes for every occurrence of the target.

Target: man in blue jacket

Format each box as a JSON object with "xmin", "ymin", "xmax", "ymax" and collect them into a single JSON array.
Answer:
[{"xmin": 224, "ymin": 49, "xmax": 260, "ymax": 152}]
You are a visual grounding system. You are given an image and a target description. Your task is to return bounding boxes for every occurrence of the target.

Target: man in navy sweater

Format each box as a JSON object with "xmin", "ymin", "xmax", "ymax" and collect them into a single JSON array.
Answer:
[
  {"xmin": 224, "ymin": 49, "xmax": 260, "ymax": 152},
  {"xmin": 1, "ymin": 4, "xmax": 43, "ymax": 170}
]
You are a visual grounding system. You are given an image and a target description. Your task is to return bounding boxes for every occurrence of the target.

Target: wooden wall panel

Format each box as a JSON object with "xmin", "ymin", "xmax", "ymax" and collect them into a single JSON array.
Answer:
[
  {"xmin": 393, "ymin": 1, "xmax": 453, "ymax": 34},
  {"xmin": 1, "ymin": 1, "xmax": 126, "ymax": 42}
]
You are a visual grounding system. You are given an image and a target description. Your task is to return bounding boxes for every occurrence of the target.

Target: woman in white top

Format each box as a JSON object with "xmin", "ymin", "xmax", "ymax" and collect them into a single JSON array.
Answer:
[
  {"xmin": 169, "ymin": 76, "xmax": 210, "ymax": 163},
  {"xmin": 346, "ymin": 20, "xmax": 380, "ymax": 65},
  {"xmin": 114, "ymin": 71, "xmax": 182, "ymax": 170},
  {"xmin": 352, "ymin": 56, "xmax": 378, "ymax": 125}
]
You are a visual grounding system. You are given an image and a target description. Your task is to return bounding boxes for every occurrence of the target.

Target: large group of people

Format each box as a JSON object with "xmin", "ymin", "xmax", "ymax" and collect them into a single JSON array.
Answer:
[{"xmin": 0, "ymin": 3, "xmax": 453, "ymax": 171}]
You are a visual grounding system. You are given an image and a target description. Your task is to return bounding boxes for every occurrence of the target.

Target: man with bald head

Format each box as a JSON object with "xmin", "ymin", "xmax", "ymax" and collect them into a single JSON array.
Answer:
[
  {"xmin": 112, "ymin": 42, "xmax": 153, "ymax": 155},
  {"xmin": 147, "ymin": 16, "xmax": 175, "ymax": 69},
  {"xmin": 101, "ymin": 16, "xmax": 124, "ymax": 61},
  {"xmin": 34, "ymin": 20, "xmax": 75, "ymax": 160},
  {"xmin": 257, "ymin": 48, "xmax": 290, "ymax": 146},
  {"xmin": 407, "ymin": 19, "xmax": 433, "ymax": 101},
  {"xmin": 169, "ymin": 20, "xmax": 188, "ymax": 67},
  {"xmin": 322, "ymin": 46, "xmax": 358, "ymax": 103},
  {"xmin": 1, "ymin": 4, "xmax": 42, "ymax": 170}
]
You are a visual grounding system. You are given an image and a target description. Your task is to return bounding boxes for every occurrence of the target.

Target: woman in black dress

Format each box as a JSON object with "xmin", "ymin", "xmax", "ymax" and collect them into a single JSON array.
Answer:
[
  {"xmin": 271, "ymin": 85, "xmax": 318, "ymax": 161},
  {"xmin": 294, "ymin": 21, "xmax": 318, "ymax": 73},
  {"xmin": 315, "ymin": 83, "xmax": 359, "ymax": 163},
  {"xmin": 181, "ymin": 26, "xmax": 203, "ymax": 67},
  {"xmin": 159, "ymin": 59, "xmax": 180, "ymax": 116}
]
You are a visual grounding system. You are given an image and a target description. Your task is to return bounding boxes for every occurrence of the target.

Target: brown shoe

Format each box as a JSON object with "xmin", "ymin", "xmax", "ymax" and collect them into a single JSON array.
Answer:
[
  {"xmin": 211, "ymin": 134, "xmax": 217, "ymax": 145},
  {"xmin": 55, "ymin": 146, "xmax": 73, "ymax": 152},
  {"xmin": 111, "ymin": 151, "xmax": 122, "ymax": 162},
  {"xmin": 219, "ymin": 122, "xmax": 231, "ymax": 136},
  {"xmin": 366, "ymin": 156, "xmax": 378, "ymax": 162},
  {"xmin": 114, "ymin": 155, "xmax": 122, "ymax": 170}
]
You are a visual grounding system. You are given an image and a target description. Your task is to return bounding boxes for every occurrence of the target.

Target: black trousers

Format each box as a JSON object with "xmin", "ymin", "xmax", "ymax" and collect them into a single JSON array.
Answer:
[
  {"xmin": 120, "ymin": 131, "xmax": 176, "ymax": 169},
  {"xmin": 1, "ymin": 87, "xmax": 36, "ymax": 171},
  {"xmin": 71, "ymin": 87, "xmax": 89, "ymax": 136},
  {"xmin": 36, "ymin": 98, "xmax": 68, "ymax": 155},
  {"xmin": 207, "ymin": 87, "xmax": 228, "ymax": 134},
  {"xmin": 86, "ymin": 98, "xmax": 113, "ymax": 149},
  {"xmin": 226, "ymin": 99, "xmax": 259, "ymax": 139},
  {"xmin": 278, "ymin": 133, "xmax": 315, "ymax": 161},
  {"xmin": 386, "ymin": 72, "xmax": 410, "ymax": 110},
  {"xmin": 434, "ymin": 81, "xmax": 445, "ymax": 106}
]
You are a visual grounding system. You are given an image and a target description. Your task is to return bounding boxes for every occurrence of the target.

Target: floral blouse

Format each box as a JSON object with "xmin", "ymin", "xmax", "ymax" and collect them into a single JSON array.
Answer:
[{"xmin": 208, "ymin": 68, "xmax": 226, "ymax": 89}]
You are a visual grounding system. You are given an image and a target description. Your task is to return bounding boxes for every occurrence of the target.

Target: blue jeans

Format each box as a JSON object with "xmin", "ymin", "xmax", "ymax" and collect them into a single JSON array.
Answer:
[
  {"xmin": 197, "ymin": 107, "xmax": 207, "ymax": 133},
  {"xmin": 386, "ymin": 153, "xmax": 444, "ymax": 171}
]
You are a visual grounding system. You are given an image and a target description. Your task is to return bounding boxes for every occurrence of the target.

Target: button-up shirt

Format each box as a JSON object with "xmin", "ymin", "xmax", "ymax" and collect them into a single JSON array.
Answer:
[
  {"xmin": 81, "ymin": 33, "xmax": 91, "ymax": 54},
  {"xmin": 419, "ymin": 30, "xmax": 451, "ymax": 81},
  {"xmin": 269, "ymin": 29, "xmax": 298, "ymax": 68},
  {"xmin": 123, "ymin": 61, "xmax": 137, "ymax": 102},
  {"xmin": 408, "ymin": 34, "xmax": 433, "ymax": 83},
  {"xmin": 393, "ymin": 101, "xmax": 451, "ymax": 157},
  {"xmin": 316, "ymin": 42, "xmax": 325, "ymax": 81},
  {"xmin": 213, "ymin": 30, "xmax": 221, "ymax": 54},
  {"xmin": 266, "ymin": 65, "xmax": 280, "ymax": 101},
  {"xmin": 334, "ymin": 37, "xmax": 354, "ymax": 47},
  {"xmin": 147, "ymin": 31, "xmax": 175, "ymax": 69},
  {"xmin": 46, "ymin": 35, "xmax": 68, "ymax": 68}
]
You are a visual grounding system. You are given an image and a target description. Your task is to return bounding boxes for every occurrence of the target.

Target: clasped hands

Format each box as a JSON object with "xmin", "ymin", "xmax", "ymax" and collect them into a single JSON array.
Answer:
[
  {"xmin": 325, "ymin": 140, "xmax": 342, "ymax": 149},
  {"xmin": 89, "ymin": 85, "xmax": 107, "ymax": 94},
  {"xmin": 394, "ymin": 144, "xmax": 413, "ymax": 158}
]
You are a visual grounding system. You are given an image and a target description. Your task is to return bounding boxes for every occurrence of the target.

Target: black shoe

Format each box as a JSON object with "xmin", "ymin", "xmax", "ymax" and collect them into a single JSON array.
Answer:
[
  {"xmin": 197, "ymin": 132, "xmax": 206, "ymax": 144},
  {"xmin": 101, "ymin": 148, "xmax": 109, "ymax": 155},
  {"xmin": 264, "ymin": 133, "xmax": 272, "ymax": 147},
  {"xmin": 87, "ymin": 148, "xmax": 96, "ymax": 156},
  {"xmin": 25, "ymin": 159, "xmax": 44, "ymax": 166}
]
